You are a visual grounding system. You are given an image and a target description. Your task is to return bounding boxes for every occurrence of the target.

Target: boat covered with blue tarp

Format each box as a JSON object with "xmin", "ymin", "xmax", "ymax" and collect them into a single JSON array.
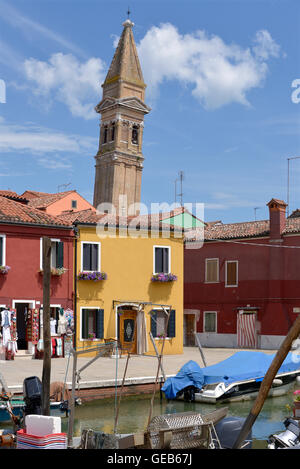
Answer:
[{"xmin": 162, "ymin": 351, "xmax": 300, "ymax": 403}]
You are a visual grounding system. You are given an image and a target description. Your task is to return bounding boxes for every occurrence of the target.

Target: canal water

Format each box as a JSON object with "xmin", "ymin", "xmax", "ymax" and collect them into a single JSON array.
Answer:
[{"xmin": 61, "ymin": 384, "xmax": 299, "ymax": 449}]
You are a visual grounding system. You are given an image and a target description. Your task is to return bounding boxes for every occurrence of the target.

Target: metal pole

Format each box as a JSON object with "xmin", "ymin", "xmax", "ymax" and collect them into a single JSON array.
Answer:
[
  {"xmin": 42, "ymin": 237, "xmax": 51, "ymax": 416},
  {"xmin": 287, "ymin": 158, "xmax": 290, "ymax": 217},
  {"xmin": 194, "ymin": 332, "xmax": 207, "ymax": 367},
  {"xmin": 287, "ymin": 156, "xmax": 300, "ymax": 217},
  {"xmin": 149, "ymin": 332, "xmax": 166, "ymax": 381},
  {"xmin": 67, "ymin": 349, "xmax": 77, "ymax": 448}
]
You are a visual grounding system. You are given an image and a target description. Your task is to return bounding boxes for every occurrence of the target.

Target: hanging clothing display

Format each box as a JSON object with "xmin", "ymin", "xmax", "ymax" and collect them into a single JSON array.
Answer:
[
  {"xmin": 57, "ymin": 312, "xmax": 68, "ymax": 335},
  {"xmin": 50, "ymin": 318, "xmax": 57, "ymax": 335},
  {"xmin": 1, "ymin": 309, "xmax": 12, "ymax": 347}
]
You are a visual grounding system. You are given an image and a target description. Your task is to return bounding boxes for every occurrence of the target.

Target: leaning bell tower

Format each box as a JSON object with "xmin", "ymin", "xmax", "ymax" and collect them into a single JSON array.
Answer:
[{"xmin": 93, "ymin": 19, "xmax": 151, "ymax": 216}]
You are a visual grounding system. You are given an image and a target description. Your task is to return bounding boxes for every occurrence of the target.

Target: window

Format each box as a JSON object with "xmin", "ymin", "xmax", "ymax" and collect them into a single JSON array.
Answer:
[
  {"xmin": 40, "ymin": 238, "xmax": 64, "ymax": 270},
  {"xmin": 205, "ymin": 258, "xmax": 219, "ymax": 283},
  {"xmin": 81, "ymin": 242, "xmax": 100, "ymax": 271},
  {"xmin": 110, "ymin": 122, "xmax": 115, "ymax": 141},
  {"xmin": 71, "ymin": 200, "xmax": 77, "ymax": 209},
  {"xmin": 153, "ymin": 246, "xmax": 170, "ymax": 274},
  {"xmin": 204, "ymin": 312, "xmax": 217, "ymax": 333},
  {"xmin": 51, "ymin": 240, "xmax": 64, "ymax": 269},
  {"xmin": 225, "ymin": 260, "xmax": 238, "ymax": 287},
  {"xmin": 81, "ymin": 308, "xmax": 104, "ymax": 340},
  {"xmin": 150, "ymin": 309, "xmax": 176, "ymax": 338},
  {"xmin": 0, "ymin": 234, "xmax": 6, "ymax": 266},
  {"xmin": 132, "ymin": 125, "xmax": 139, "ymax": 145},
  {"xmin": 103, "ymin": 125, "xmax": 108, "ymax": 144}
]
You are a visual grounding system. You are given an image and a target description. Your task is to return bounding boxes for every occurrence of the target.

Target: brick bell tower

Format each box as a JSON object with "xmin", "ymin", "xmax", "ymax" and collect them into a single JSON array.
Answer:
[{"xmin": 93, "ymin": 19, "xmax": 151, "ymax": 216}]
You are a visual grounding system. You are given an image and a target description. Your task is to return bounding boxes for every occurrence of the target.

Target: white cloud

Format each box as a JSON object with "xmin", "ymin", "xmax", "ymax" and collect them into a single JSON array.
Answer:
[
  {"xmin": 0, "ymin": 0, "xmax": 86, "ymax": 58},
  {"xmin": 252, "ymin": 29, "xmax": 281, "ymax": 60},
  {"xmin": 24, "ymin": 53, "xmax": 106, "ymax": 119},
  {"xmin": 0, "ymin": 118, "xmax": 97, "ymax": 154},
  {"xmin": 20, "ymin": 23, "xmax": 282, "ymax": 117},
  {"xmin": 137, "ymin": 23, "xmax": 282, "ymax": 109}
]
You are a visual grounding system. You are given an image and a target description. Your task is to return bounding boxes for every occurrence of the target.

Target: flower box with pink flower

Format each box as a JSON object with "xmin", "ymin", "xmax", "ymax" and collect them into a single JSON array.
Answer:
[{"xmin": 151, "ymin": 273, "xmax": 177, "ymax": 283}]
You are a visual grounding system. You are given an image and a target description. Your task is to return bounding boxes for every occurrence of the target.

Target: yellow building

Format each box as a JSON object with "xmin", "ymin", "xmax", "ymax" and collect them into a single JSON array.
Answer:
[{"xmin": 63, "ymin": 211, "xmax": 184, "ymax": 356}]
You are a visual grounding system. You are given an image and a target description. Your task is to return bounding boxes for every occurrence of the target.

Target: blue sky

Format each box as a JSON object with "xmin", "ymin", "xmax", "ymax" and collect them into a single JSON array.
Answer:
[{"xmin": 0, "ymin": 0, "xmax": 299, "ymax": 223}]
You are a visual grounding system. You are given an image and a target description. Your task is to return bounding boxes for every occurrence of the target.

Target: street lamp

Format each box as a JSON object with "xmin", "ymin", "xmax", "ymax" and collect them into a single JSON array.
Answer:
[{"xmin": 287, "ymin": 157, "xmax": 300, "ymax": 217}]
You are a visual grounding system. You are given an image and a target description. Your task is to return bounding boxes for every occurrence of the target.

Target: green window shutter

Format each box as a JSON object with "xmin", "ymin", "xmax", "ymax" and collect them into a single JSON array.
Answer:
[
  {"xmin": 96, "ymin": 309, "xmax": 104, "ymax": 339},
  {"xmin": 81, "ymin": 309, "xmax": 89, "ymax": 339},
  {"xmin": 56, "ymin": 241, "xmax": 64, "ymax": 268},
  {"xmin": 167, "ymin": 310, "xmax": 176, "ymax": 338},
  {"xmin": 0, "ymin": 237, "xmax": 2, "ymax": 265},
  {"xmin": 150, "ymin": 311, "xmax": 157, "ymax": 337}
]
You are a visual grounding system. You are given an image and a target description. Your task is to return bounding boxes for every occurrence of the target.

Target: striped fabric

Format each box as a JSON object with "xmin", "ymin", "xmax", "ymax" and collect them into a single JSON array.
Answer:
[
  {"xmin": 237, "ymin": 312, "xmax": 257, "ymax": 348},
  {"xmin": 16, "ymin": 430, "xmax": 67, "ymax": 449}
]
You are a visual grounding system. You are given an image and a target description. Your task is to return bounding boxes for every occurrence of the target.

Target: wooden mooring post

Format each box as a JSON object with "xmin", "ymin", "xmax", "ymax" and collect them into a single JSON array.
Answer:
[
  {"xmin": 42, "ymin": 237, "xmax": 51, "ymax": 416},
  {"xmin": 232, "ymin": 313, "xmax": 300, "ymax": 449}
]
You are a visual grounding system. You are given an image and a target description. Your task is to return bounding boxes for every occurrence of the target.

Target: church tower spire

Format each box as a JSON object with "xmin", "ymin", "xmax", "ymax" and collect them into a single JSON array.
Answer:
[{"xmin": 93, "ymin": 19, "xmax": 151, "ymax": 216}]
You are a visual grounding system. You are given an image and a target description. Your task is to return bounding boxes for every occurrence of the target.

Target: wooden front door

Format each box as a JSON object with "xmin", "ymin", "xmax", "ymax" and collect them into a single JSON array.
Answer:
[
  {"xmin": 184, "ymin": 314, "xmax": 196, "ymax": 346},
  {"xmin": 119, "ymin": 310, "xmax": 137, "ymax": 354},
  {"xmin": 237, "ymin": 311, "xmax": 257, "ymax": 348}
]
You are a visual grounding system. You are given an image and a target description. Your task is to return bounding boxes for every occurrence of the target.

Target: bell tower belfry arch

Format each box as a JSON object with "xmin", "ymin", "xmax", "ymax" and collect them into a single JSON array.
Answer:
[{"xmin": 93, "ymin": 19, "xmax": 151, "ymax": 216}]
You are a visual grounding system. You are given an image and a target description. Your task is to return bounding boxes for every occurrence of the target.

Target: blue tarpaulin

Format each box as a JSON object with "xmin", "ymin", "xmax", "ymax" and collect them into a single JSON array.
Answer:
[{"xmin": 161, "ymin": 351, "xmax": 300, "ymax": 400}]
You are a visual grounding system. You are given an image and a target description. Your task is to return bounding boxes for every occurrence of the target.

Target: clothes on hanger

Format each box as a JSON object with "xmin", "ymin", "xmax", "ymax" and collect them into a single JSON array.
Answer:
[{"xmin": 1, "ymin": 309, "xmax": 12, "ymax": 347}]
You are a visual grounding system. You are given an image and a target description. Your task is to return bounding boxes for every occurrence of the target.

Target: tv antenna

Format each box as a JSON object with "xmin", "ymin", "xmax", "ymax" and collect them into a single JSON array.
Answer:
[
  {"xmin": 254, "ymin": 207, "xmax": 260, "ymax": 221},
  {"xmin": 175, "ymin": 171, "xmax": 184, "ymax": 206},
  {"xmin": 57, "ymin": 182, "xmax": 71, "ymax": 193}
]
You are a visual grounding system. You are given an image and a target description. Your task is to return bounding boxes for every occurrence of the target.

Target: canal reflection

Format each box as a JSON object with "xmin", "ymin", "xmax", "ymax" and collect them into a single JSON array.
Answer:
[{"xmin": 62, "ymin": 383, "xmax": 298, "ymax": 449}]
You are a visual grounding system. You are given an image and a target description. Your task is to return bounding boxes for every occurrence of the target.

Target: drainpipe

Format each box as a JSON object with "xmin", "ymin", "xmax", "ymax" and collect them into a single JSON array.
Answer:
[{"xmin": 73, "ymin": 226, "xmax": 79, "ymax": 351}]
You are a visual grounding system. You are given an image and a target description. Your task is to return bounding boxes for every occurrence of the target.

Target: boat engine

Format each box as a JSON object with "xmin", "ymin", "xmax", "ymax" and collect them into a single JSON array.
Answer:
[
  {"xmin": 268, "ymin": 418, "xmax": 300, "ymax": 449},
  {"xmin": 23, "ymin": 376, "xmax": 42, "ymax": 416}
]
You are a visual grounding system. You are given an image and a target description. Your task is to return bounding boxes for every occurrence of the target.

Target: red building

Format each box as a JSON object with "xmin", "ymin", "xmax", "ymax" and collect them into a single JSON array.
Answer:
[
  {"xmin": 184, "ymin": 198, "xmax": 300, "ymax": 350},
  {"xmin": 0, "ymin": 195, "xmax": 74, "ymax": 355}
]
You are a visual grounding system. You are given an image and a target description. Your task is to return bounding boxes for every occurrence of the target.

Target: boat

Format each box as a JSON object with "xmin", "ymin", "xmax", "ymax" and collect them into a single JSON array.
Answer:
[
  {"xmin": 0, "ymin": 397, "xmax": 68, "ymax": 424},
  {"xmin": 161, "ymin": 351, "xmax": 300, "ymax": 404},
  {"xmin": 267, "ymin": 417, "xmax": 300, "ymax": 449}
]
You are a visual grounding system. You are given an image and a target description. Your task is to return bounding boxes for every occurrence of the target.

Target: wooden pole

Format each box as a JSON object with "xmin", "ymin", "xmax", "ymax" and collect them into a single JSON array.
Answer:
[
  {"xmin": 232, "ymin": 313, "xmax": 300, "ymax": 449},
  {"xmin": 42, "ymin": 237, "xmax": 51, "ymax": 416}
]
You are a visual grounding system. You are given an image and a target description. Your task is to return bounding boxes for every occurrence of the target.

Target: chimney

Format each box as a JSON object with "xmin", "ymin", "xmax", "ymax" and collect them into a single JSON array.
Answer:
[{"xmin": 267, "ymin": 198, "xmax": 287, "ymax": 239}]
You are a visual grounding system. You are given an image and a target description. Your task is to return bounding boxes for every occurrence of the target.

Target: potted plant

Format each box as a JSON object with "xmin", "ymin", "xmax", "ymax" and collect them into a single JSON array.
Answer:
[
  {"xmin": 293, "ymin": 390, "xmax": 300, "ymax": 418},
  {"xmin": 77, "ymin": 271, "xmax": 107, "ymax": 281},
  {"xmin": 39, "ymin": 267, "xmax": 67, "ymax": 276},
  {"xmin": 0, "ymin": 265, "xmax": 10, "ymax": 274},
  {"xmin": 151, "ymin": 273, "xmax": 177, "ymax": 283}
]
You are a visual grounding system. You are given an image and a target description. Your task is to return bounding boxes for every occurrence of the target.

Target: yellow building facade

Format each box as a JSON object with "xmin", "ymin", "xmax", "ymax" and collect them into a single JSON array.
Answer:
[{"xmin": 74, "ymin": 222, "xmax": 184, "ymax": 356}]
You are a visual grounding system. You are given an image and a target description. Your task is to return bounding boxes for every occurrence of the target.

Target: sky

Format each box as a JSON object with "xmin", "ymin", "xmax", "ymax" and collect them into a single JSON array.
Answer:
[{"xmin": 0, "ymin": 0, "xmax": 299, "ymax": 223}]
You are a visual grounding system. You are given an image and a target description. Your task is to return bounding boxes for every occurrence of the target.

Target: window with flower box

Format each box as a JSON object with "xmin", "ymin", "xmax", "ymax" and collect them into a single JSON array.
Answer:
[
  {"xmin": 40, "ymin": 238, "xmax": 64, "ymax": 271},
  {"xmin": 153, "ymin": 246, "xmax": 170, "ymax": 274},
  {"xmin": 81, "ymin": 242, "xmax": 101, "ymax": 272},
  {"xmin": 0, "ymin": 234, "xmax": 6, "ymax": 266},
  {"xmin": 80, "ymin": 308, "xmax": 104, "ymax": 340},
  {"xmin": 150, "ymin": 309, "xmax": 176, "ymax": 339}
]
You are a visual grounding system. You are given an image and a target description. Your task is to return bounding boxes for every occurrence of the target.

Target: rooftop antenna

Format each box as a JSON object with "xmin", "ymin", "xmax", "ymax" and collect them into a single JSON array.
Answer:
[
  {"xmin": 174, "ymin": 171, "xmax": 184, "ymax": 206},
  {"xmin": 254, "ymin": 207, "xmax": 260, "ymax": 221},
  {"xmin": 57, "ymin": 182, "xmax": 71, "ymax": 193}
]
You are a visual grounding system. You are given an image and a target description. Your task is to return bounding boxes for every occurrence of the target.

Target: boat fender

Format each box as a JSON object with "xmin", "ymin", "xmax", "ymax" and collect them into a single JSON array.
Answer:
[
  {"xmin": 272, "ymin": 379, "xmax": 283, "ymax": 387},
  {"xmin": 0, "ymin": 433, "xmax": 15, "ymax": 447}
]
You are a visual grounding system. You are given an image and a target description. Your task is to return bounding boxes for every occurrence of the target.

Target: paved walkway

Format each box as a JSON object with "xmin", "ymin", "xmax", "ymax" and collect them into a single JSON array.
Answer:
[{"xmin": 0, "ymin": 347, "xmax": 275, "ymax": 394}]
